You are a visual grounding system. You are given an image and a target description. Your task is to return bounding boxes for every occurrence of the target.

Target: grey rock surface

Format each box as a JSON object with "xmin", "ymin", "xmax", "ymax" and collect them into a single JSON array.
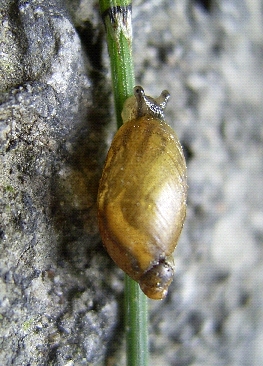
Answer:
[
  {"xmin": 0, "ymin": 0, "xmax": 262, "ymax": 365},
  {"xmin": 1, "ymin": 1, "xmax": 119, "ymax": 365}
]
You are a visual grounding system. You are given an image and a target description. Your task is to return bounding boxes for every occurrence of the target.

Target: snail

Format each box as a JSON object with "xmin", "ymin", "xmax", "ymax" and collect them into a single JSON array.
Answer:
[{"xmin": 97, "ymin": 86, "xmax": 187, "ymax": 300}]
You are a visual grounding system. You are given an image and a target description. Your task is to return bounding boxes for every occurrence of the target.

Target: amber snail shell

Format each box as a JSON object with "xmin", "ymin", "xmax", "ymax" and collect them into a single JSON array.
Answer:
[{"xmin": 97, "ymin": 86, "xmax": 187, "ymax": 300}]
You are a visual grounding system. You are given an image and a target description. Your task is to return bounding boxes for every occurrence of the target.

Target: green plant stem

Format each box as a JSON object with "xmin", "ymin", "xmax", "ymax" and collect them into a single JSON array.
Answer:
[
  {"xmin": 99, "ymin": 1, "xmax": 149, "ymax": 365},
  {"xmin": 99, "ymin": 0, "xmax": 135, "ymax": 128},
  {"xmin": 125, "ymin": 275, "xmax": 149, "ymax": 366}
]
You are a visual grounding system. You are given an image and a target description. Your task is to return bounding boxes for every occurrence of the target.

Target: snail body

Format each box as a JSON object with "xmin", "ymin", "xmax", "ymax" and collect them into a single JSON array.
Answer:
[{"xmin": 97, "ymin": 86, "xmax": 187, "ymax": 300}]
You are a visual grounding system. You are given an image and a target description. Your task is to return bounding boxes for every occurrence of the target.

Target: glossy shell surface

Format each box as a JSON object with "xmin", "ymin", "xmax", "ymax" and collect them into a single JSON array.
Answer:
[{"xmin": 97, "ymin": 87, "xmax": 187, "ymax": 300}]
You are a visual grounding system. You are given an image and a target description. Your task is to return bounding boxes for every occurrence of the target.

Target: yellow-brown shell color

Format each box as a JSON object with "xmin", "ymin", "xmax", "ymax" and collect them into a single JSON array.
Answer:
[{"xmin": 97, "ymin": 86, "xmax": 187, "ymax": 300}]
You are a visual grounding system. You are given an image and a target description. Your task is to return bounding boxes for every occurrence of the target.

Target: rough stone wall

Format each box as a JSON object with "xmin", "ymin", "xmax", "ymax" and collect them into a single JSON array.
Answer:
[{"xmin": 0, "ymin": 0, "xmax": 262, "ymax": 365}]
